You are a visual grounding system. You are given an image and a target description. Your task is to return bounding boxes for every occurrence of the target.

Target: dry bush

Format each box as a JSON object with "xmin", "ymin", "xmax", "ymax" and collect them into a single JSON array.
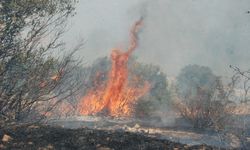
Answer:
[
  {"xmin": 174, "ymin": 65, "xmax": 250, "ymax": 148},
  {"xmin": 174, "ymin": 81, "xmax": 234, "ymax": 130},
  {"xmin": 0, "ymin": 0, "xmax": 83, "ymax": 123},
  {"xmin": 228, "ymin": 66, "xmax": 250, "ymax": 149},
  {"xmin": 174, "ymin": 65, "xmax": 235, "ymax": 130}
]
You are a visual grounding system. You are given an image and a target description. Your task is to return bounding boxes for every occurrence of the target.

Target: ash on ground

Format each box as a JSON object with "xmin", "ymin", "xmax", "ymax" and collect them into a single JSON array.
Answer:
[
  {"xmin": 1, "ymin": 123, "xmax": 221, "ymax": 150},
  {"xmin": 45, "ymin": 116, "xmax": 243, "ymax": 149}
]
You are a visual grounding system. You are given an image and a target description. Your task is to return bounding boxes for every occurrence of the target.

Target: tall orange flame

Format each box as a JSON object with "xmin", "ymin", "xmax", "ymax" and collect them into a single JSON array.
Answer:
[{"xmin": 78, "ymin": 19, "xmax": 150, "ymax": 117}]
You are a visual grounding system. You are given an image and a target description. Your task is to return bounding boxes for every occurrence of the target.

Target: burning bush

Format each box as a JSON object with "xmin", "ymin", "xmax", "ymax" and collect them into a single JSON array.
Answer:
[
  {"xmin": 77, "ymin": 19, "xmax": 151, "ymax": 117},
  {"xmin": 78, "ymin": 56, "xmax": 170, "ymax": 118},
  {"xmin": 76, "ymin": 19, "xmax": 169, "ymax": 119}
]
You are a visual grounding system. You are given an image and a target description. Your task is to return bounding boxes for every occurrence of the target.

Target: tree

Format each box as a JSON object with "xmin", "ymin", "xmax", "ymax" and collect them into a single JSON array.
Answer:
[
  {"xmin": 0, "ymin": 0, "xmax": 83, "ymax": 123},
  {"xmin": 176, "ymin": 64, "xmax": 218, "ymax": 99},
  {"xmin": 0, "ymin": 0, "xmax": 77, "ymax": 58},
  {"xmin": 230, "ymin": 66, "xmax": 250, "ymax": 103},
  {"xmin": 174, "ymin": 65, "xmax": 233, "ymax": 129},
  {"xmin": 229, "ymin": 66, "xmax": 250, "ymax": 148},
  {"xmin": 130, "ymin": 60, "xmax": 170, "ymax": 118}
]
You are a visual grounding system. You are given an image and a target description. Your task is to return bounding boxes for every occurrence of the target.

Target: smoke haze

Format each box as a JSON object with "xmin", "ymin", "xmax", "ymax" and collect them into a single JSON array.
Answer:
[{"xmin": 64, "ymin": 0, "xmax": 250, "ymax": 76}]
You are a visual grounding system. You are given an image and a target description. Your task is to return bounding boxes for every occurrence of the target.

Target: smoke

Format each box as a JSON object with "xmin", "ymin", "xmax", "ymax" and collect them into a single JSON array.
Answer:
[
  {"xmin": 57, "ymin": 0, "xmax": 250, "ymax": 129},
  {"xmin": 64, "ymin": 0, "xmax": 250, "ymax": 77}
]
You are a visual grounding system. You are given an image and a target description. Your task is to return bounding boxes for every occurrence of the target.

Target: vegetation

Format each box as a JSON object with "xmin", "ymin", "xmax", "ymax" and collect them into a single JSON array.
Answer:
[
  {"xmin": 130, "ymin": 59, "xmax": 170, "ymax": 118},
  {"xmin": 228, "ymin": 66, "xmax": 250, "ymax": 149},
  {"xmin": 174, "ymin": 65, "xmax": 235, "ymax": 130},
  {"xmin": 176, "ymin": 65, "xmax": 218, "ymax": 98},
  {"xmin": 0, "ymin": 0, "xmax": 82, "ymax": 123},
  {"xmin": 80, "ymin": 56, "xmax": 171, "ymax": 118},
  {"xmin": 0, "ymin": 1, "xmax": 249, "ymax": 149}
]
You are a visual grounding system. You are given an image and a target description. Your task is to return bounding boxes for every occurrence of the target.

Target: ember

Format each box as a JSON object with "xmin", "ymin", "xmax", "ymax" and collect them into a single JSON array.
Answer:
[{"xmin": 78, "ymin": 19, "xmax": 150, "ymax": 117}]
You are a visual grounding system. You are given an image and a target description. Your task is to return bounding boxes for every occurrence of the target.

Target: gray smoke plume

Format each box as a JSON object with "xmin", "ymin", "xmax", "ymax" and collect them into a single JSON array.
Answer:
[{"xmin": 64, "ymin": 0, "xmax": 250, "ymax": 76}]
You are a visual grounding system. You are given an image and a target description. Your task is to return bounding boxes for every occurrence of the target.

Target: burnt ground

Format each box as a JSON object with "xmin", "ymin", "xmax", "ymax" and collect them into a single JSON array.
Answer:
[{"xmin": 0, "ymin": 124, "xmax": 225, "ymax": 150}]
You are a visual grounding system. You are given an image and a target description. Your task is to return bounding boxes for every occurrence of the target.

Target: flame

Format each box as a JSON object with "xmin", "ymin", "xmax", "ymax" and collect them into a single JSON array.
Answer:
[
  {"xmin": 78, "ymin": 19, "xmax": 150, "ymax": 117},
  {"xmin": 51, "ymin": 75, "xmax": 60, "ymax": 81}
]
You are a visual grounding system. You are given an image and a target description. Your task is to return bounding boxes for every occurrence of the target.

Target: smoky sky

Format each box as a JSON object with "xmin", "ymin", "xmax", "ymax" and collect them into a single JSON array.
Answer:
[{"xmin": 63, "ymin": 0, "xmax": 250, "ymax": 76}]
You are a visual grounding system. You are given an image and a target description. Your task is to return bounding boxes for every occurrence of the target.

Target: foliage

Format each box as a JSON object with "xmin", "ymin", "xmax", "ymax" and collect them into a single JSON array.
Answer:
[
  {"xmin": 0, "ymin": 0, "xmax": 82, "ymax": 122},
  {"xmin": 130, "ymin": 60, "xmax": 170, "ymax": 118},
  {"xmin": 176, "ymin": 64, "xmax": 218, "ymax": 98},
  {"xmin": 0, "ymin": 0, "xmax": 77, "ymax": 57},
  {"xmin": 175, "ymin": 65, "xmax": 234, "ymax": 130}
]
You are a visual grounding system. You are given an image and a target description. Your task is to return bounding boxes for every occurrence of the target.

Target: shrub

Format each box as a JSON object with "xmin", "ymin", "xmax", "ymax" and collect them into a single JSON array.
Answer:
[
  {"xmin": 0, "ymin": 0, "xmax": 82, "ymax": 123},
  {"xmin": 174, "ymin": 65, "xmax": 234, "ymax": 130}
]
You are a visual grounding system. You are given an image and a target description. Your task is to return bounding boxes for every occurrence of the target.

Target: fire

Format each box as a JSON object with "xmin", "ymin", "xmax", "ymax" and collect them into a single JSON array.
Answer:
[
  {"xmin": 78, "ymin": 19, "xmax": 150, "ymax": 117},
  {"xmin": 51, "ymin": 74, "xmax": 60, "ymax": 81}
]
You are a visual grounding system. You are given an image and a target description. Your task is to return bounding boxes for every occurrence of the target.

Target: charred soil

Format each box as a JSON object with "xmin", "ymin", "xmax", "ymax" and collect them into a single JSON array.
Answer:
[{"xmin": 0, "ymin": 124, "xmax": 225, "ymax": 150}]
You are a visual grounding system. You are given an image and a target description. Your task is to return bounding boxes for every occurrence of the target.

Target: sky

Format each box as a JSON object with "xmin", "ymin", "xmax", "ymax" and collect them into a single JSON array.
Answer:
[{"xmin": 63, "ymin": 0, "xmax": 250, "ymax": 76}]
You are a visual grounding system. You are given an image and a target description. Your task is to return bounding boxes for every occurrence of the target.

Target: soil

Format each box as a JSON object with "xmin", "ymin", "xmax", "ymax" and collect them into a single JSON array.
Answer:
[{"xmin": 0, "ymin": 124, "xmax": 224, "ymax": 150}]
